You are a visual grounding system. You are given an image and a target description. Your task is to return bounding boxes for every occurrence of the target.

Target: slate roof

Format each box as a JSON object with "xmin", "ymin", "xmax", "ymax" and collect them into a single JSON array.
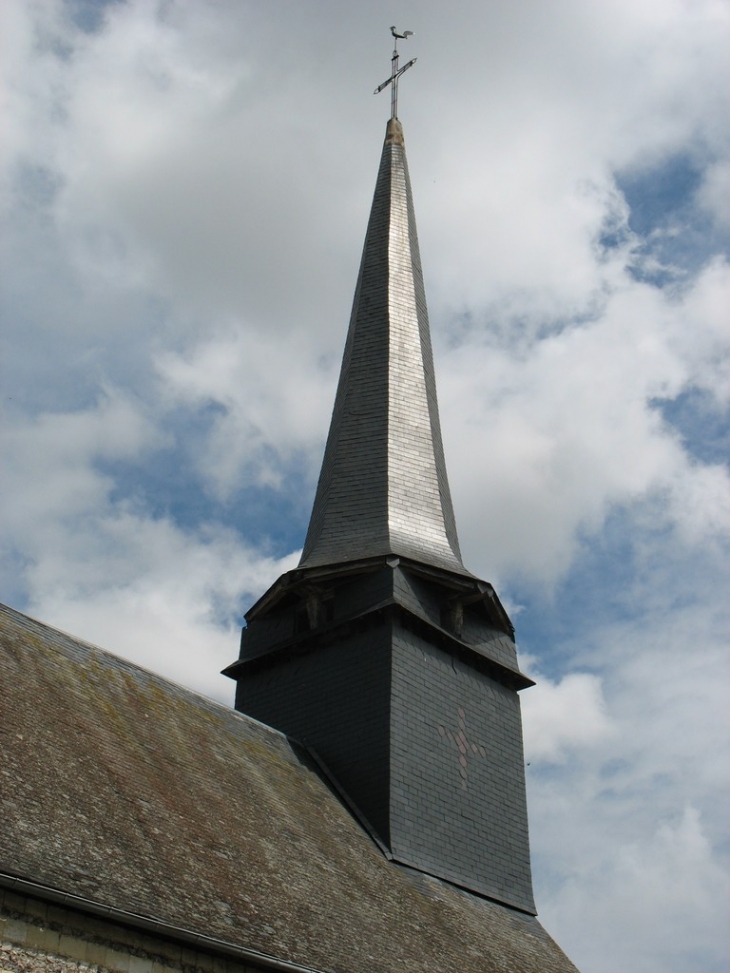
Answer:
[
  {"xmin": 299, "ymin": 118, "xmax": 467, "ymax": 577},
  {"xmin": 0, "ymin": 603, "xmax": 579, "ymax": 973}
]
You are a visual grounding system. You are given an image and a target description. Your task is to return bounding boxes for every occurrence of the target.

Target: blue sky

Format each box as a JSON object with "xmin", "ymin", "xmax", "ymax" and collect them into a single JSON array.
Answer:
[{"xmin": 1, "ymin": 2, "xmax": 729, "ymax": 971}]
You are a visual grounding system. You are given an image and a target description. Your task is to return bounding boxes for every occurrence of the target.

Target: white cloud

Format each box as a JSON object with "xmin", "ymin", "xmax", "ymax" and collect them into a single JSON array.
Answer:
[
  {"xmin": 525, "ymin": 555, "xmax": 730, "ymax": 972},
  {"xmin": 676, "ymin": 259, "xmax": 730, "ymax": 404},
  {"xmin": 440, "ymin": 261, "xmax": 730, "ymax": 585},
  {"xmin": 2, "ymin": 388, "xmax": 298, "ymax": 701},
  {"xmin": 547, "ymin": 806, "xmax": 730, "ymax": 973},
  {"xmin": 3, "ymin": 390, "xmax": 160, "ymax": 528},
  {"xmin": 522, "ymin": 672, "xmax": 614, "ymax": 764},
  {"xmin": 28, "ymin": 513, "xmax": 298, "ymax": 704},
  {"xmin": 155, "ymin": 323, "xmax": 334, "ymax": 497},
  {"xmin": 699, "ymin": 161, "xmax": 730, "ymax": 230},
  {"xmin": 1, "ymin": 2, "xmax": 729, "ymax": 971}
]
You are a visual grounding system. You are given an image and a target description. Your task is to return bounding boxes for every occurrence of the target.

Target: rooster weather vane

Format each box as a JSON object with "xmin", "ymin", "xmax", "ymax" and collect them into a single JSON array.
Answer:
[{"xmin": 374, "ymin": 26, "xmax": 416, "ymax": 119}]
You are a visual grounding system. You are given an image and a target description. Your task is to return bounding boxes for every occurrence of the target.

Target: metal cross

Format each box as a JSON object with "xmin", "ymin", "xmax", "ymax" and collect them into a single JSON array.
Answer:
[
  {"xmin": 374, "ymin": 26, "xmax": 417, "ymax": 119},
  {"xmin": 437, "ymin": 706, "xmax": 488, "ymax": 790}
]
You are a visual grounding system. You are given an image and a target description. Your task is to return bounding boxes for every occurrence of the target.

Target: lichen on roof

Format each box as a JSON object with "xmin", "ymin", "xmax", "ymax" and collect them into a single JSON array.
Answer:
[{"xmin": 1, "ymin": 603, "xmax": 578, "ymax": 973}]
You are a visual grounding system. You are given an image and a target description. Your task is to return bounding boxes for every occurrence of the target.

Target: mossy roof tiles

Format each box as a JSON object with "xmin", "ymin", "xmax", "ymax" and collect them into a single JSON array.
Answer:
[{"xmin": 0, "ymin": 603, "xmax": 579, "ymax": 973}]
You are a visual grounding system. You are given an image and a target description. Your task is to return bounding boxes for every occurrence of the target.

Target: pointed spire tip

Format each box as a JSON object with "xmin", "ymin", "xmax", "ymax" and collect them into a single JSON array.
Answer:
[
  {"xmin": 299, "ymin": 104, "xmax": 466, "ymax": 576},
  {"xmin": 385, "ymin": 117, "xmax": 404, "ymax": 145}
]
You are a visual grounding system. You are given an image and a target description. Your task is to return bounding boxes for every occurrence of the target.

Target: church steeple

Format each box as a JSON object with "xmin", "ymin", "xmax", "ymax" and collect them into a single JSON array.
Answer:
[
  {"xmin": 226, "ymin": 86, "xmax": 536, "ymax": 917},
  {"xmin": 300, "ymin": 117, "xmax": 465, "ymax": 576}
]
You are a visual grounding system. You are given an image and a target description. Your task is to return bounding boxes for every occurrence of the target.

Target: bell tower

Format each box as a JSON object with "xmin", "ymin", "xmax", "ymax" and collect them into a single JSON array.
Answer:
[{"xmin": 224, "ymin": 103, "xmax": 536, "ymax": 915}]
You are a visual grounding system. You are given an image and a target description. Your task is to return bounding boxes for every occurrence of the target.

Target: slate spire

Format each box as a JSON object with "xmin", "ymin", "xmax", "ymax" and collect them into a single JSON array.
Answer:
[
  {"xmin": 300, "ymin": 117, "xmax": 466, "ymax": 576},
  {"xmin": 228, "ymin": 111, "xmax": 537, "ymax": 918}
]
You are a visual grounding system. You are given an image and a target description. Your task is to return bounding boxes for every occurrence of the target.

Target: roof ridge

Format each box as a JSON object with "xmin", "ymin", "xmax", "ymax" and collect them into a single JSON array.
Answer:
[{"xmin": 0, "ymin": 601, "xmax": 290, "ymax": 740}]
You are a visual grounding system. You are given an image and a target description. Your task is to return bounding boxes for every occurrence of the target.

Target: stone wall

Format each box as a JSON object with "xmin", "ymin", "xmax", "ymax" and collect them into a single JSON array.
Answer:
[{"xmin": 0, "ymin": 889, "xmax": 264, "ymax": 973}]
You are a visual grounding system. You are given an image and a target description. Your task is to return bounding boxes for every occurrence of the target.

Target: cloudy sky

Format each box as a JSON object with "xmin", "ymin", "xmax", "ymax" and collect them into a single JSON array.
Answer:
[{"xmin": 2, "ymin": 1, "xmax": 729, "ymax": 970}]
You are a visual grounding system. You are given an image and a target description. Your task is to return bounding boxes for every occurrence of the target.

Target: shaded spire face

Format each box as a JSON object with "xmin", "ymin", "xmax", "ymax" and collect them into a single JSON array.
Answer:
[{"xmin": 300, "ymin": 119, "xmax": 466, "ymax": 575}]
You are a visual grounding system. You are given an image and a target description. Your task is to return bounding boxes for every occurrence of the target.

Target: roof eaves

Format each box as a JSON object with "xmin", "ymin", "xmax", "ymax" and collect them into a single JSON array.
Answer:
[{"xmin": 0, "ymin": 872, "xmax": 335, "ymax": 973}]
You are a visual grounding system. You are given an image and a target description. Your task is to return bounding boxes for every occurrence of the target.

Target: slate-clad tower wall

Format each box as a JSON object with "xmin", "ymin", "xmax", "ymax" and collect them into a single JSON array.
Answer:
[
  {"xmin": 389, "ymin": 622, "xmax": 534, "ymax": 909},
  {"xmin": 238, "ymin": 615, "xmax": 394, "ymax": 844},
  {"xmin": 226, "ymin": 117, "xmax": 537, "ymax": 915}
]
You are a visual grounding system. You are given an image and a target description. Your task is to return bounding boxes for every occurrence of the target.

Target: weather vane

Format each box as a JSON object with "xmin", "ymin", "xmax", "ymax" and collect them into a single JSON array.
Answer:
[{"xmin": 374, "ymin": 26, "xmax": 417, "ymax": 119}]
